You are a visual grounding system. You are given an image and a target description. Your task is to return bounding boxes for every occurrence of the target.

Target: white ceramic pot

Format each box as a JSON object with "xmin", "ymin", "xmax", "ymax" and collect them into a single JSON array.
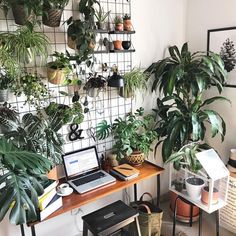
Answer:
[{"xmin": 185, "ymin": 177, "xmax": 205, "ymax": 200}]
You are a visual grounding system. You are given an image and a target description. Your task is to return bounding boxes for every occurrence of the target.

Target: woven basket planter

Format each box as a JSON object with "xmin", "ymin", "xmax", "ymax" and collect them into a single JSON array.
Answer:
[
  {"xmin": 126, "ymin": 151, "xmax": 145, "ymax": 166},
  {"xmin": 43, "ymin": 9, "xmax": 63, "ymax": 27},
  {"xmin": 47, "ymin": 63, "xmax": 67, "ymax": 85},
  {"xmin": 12, "ymin": 4, "xmax": 35, "ymax": 25}
]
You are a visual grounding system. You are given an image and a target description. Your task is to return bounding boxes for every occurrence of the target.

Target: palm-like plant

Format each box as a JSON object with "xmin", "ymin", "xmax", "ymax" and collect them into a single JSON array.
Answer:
[
  {"xmin": 0, "ymin": 137, "xmax": 51, "ymax": 224},
  {"xmin": 146, "ymin": 43, "xmax": 229, "ymax": 172}
]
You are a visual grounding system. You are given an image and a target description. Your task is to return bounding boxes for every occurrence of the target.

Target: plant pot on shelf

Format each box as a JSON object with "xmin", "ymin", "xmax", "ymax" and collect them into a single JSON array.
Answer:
[
  {"xmin": 122, "ymin": 41, "xmax": 131, "ymax": 50},
  {"xmin": 170, "ymin": 191, "xmax": 199, "ymax": 223},
  {"xmin": 185, "ymin": 177, "xmax": 205, "ymax": 200},
  {"xmin": 201, "ymin": 186, "xmax": 219, "ymax": 205},
  {"xmin": 42, "ymin": 8, "xmax": 63, "ymax": 27},
  {"xmin": 0, "ymin": 89, "xmax": 8, "ymax": 102},
  {"xmin": 47, "ymin": 164, "xmax": 65, "ymax": 180},
  {"xmin": 126, "ymin": 151, "xmax": 145, "ymax": 166},
  {"xmin": 115, "ymin": 23, "xmax": 123, "ymax": 31},
  {"xmin": 12, "ymin": 4, "xmax": 35, "ymax": 25},
  {"xmin": 123, "ymin": 19, "xmax": 132, "ymax": 31},
  {"xmin": 113, "ymin": 40, "xmax": 122, "ymax": 50},
  {"xmin": 47, "ymin": 63, "xmax": 66, "ymax": 85},
  {"xmin": 96, "ymin": 22, "xmax": 107, "ymax": 30}
]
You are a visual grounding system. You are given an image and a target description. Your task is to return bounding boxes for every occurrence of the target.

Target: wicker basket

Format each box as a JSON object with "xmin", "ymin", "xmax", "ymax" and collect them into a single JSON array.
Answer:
[
  {"xmin": 12, "ymin": 4, "xmax": 35, "ymax": 25},
  {"xmin": 43, "ymin": 9, "xmax": 63, "ymax": 27},
  {"xmin": 47, "ymin": 64, "xmax": 66, "ymax": 85},
  {"xmin": 126, "ymin": 151, "xmax": 145, "ymax": 166}
]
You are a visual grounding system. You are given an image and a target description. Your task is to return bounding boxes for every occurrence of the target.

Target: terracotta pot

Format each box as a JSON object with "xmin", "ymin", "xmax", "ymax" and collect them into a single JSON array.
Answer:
[
  {"xmin": 126, "ymin": 151, "xmax": 145, "ymax": 166},
  {"xmin": 113, "ymin": 40, "xmax": 122, "ymax": 50},
  {"xmin": 123, "ymin": 19, "xmax": 132, "ymax": 31},
  {"xmin": 115, "ymin": 23, "xmax": 123, "ymax": 31},
  {"xmin": 12, "ymin": 4, "xmax": 35, "ymax": 25},
  {"xmin": 170, "ymin": 192, "xmax": 199, "ymax": 222},
  {"xmin": 201, "ymin": 186, "xmax": 219, "ymax": 205},
  {"xmin": 47, "ymin": 64, "xmax": 67, "ymax": 85},
  {"xmin": 47, "ymin": 164, "xmax": 65, "ymax": 180},
  {"xmin": 42, "ymin": 8, "xmax": 63, "ymax": 27}
]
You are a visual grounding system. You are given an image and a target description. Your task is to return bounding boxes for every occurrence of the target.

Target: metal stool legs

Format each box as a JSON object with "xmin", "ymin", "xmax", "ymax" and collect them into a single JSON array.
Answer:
[
  {"xmin": 216, "ymin": 210, "xmax": 219, "ymax": 236},
  {"xmin": 198, "ymin": 208, "xmax": 202, "ymax": 236}
]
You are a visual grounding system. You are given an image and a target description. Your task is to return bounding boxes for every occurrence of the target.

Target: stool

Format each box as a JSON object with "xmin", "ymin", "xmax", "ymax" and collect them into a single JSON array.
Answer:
[
  {"xmin": 172, "ymin": 195, "xmax": 219, "ymax": 236},
  {"xmin": 82, "ymin": 200, "xmax": 141, "ymax": 236}
]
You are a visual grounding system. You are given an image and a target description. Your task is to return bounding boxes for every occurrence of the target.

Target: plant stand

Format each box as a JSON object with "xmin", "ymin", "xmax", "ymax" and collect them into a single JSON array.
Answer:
[{"xmin": 172, "ymin": 194, "xmax": 220, "ymax": 236}]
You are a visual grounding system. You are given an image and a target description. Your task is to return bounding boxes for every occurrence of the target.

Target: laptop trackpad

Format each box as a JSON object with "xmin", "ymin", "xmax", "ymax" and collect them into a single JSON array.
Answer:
[{"xmin": 90, "ymin": 180, "xmax": 103, "ymax": 187}]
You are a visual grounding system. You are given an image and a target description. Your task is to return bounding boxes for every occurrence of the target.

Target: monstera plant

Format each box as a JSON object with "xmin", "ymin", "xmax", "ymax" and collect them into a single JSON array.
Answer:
[
  {"xmin": 146, "ymin": 42, "xmax": 229, "ymax": 172},
  {"xmin": 0, "ymin": 137, "xmax": 51, "ymax": 224}
]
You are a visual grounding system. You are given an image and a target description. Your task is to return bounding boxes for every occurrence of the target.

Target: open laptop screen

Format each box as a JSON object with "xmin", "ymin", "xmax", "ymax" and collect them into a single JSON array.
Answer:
[{"xmin": 63, "ymin": 146, "xmax": 100, "ymax": 179}]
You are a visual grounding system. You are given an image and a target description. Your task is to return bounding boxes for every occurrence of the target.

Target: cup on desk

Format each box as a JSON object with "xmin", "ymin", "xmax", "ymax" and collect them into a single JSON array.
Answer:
[{"xmin": 58, "ymin": 183, "xmax": 70, "ymax": 195}]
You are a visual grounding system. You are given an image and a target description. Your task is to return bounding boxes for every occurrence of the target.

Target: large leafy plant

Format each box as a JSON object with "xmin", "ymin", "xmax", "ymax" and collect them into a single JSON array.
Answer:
[
  {"xmin": 96, "ymin": 107, "xmax": 157, "ymax": 159},
  {"xmin": 146, "ymin": 43, "xmax": 229, "ymax": 172},
  {"xmin": 0, "ymin": 137, "xmax": 51, "ymax": 224}
]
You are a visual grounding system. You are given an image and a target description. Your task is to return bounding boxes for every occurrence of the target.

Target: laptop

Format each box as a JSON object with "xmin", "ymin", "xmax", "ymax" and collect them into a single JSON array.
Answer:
[{"xmin": 62, "ymin": 146, "xmax": 116, "ymax": 194}]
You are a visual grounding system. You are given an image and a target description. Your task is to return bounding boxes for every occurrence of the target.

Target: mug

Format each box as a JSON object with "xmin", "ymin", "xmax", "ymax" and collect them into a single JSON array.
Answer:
[{"xmin": 58, "ymin": 183, "xmax": 70, "ymax": 194}]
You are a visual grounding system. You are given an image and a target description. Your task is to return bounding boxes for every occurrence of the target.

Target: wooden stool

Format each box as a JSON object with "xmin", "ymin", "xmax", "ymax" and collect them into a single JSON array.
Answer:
[{"xmin": 82, "ymin": 200, "xmax": 141, "ymax": 236}]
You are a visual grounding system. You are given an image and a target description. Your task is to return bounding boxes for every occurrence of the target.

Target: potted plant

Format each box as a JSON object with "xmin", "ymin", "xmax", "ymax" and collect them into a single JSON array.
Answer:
[
  {"xmin": 146, "ymin": 42, "xmax": 229, "ymax": 220},
  {"xmin": 67, "ymin": 17, "xmax": 96, "ymax": 51},
  {"xmin": 114, "ymin": 15, "xmax": 123, "ymax": 31},
  {"xmin": 12, "ymin": 73, "xmax": 49, "ymax": 107},
  {"xmin": 123, "ymin": 14, "xmax": 132, "ymax": 31},
  {"xmin": 83, "ymin": 73, "xmax": 107, "ymax": 98},
  {"xmin": 94, "ymin": 6, "xmax": 110, "ymax": 30},
  {"xmin": 0, "ymin": 0, "xmax": 42, "ymax": 25},
  {"xmin": 122, "ymin": 41, "xmax": 131, "ymax": 50},
  {"xmin": 0, "ymin": 137, "xmax": 51, "ymax": 224},
  {"xmin": 47, "ymin": 51, "xmax": 73, "ymax": 85},
  {"xmin": 96, "ymin": 107, "xmax": 158, "ymax": 165},
  {"xmin": 201, "ymin": 186, "xmax": 219, "ymax": 205},
  {"xmin": 119, "ymin": 67, "xmax": 147, "ymax": 98},
  {"xmin": 113, "ymin": 40, "xmax": 122, "ymax": 50},
  {"xmin": 42, "ymin": 0, "xmax": 69, "ymax": 27},
  {"xmin": 0, "ymin": 71, "xmax": 13, "ymax": 102},
  {"xmin": 0, "ymin": 22, "xmax": 50, "ymax": 64}
]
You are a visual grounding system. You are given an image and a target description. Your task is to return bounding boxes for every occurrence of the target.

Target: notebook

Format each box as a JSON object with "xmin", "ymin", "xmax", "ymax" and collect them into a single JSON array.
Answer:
[
  {"xmin": 110, "ymin": 164, "xmax": 140, "ymax": 181},
  {"xmin": 62, "ymin": 146, "xmax": 116, "ymax": 194}
]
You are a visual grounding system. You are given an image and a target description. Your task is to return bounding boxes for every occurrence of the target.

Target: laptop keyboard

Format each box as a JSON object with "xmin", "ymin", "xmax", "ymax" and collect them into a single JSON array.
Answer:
[{"xmin": 72, "ymin": 172, "xmax": 105, "ymax": 186}]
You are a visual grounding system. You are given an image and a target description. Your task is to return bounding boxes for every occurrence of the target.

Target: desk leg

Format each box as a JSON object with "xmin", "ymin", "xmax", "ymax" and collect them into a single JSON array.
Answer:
[
  {"xmin": 157, "ymin": 175, "xmax": 160, "ymax": 208},
  {"xmin": 134, "ymin": 183, "xmax": 137, "ymax": 201},
  {"xmin": 20, "ymin": 224, "xmax": 25, "ymax": 236},
  {"xmin": 189, "ymin": 204, "xmax": 193, "ymax": 227},
  {"xmin": 216, "ymin": 210, "xmax": 219, "ymax": 236},
  {"xmin": 198, "ymin": 209, "xmax": 202, "ymax": 236},
  {"xmin": 31, "ymin": 226, "xmax": 36, "ymax": 236}
]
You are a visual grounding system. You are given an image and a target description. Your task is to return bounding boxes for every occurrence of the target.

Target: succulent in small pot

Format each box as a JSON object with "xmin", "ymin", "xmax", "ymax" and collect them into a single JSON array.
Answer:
[
  {"xmin": 43, "ymin": 0, "xmax": 69, "ymax": 27},
  {"xmin": 94, "ymin": 6, "xmax": 110, "ymax": 30},
  {"xmin": 123, "ymin": 14, "xmax": 132, "ymax": 31},
  {"xmin": 114, "ymin": 15, "xmax": 123, "ymax": 31},
  {"xmin": 113, "ymin": 40, "xmax": 122, "ymax": 50},
  {"xmin": 96, "ymin": 107, "xmax": 158, "ymax": 165},
  {"xmin": 122, "ymin": 41, "xmax": 131, "ymax": 50},
  {"xmin": 47, "ymin": 51, "xmax": 73, "ymax": 85},
  {"xmin": 83, "ymin": 73, "xmax": 107, "ymax": 98},
  {"xmin": 0, "ymin": 0, "xmax": 42, "ymax": 25}
]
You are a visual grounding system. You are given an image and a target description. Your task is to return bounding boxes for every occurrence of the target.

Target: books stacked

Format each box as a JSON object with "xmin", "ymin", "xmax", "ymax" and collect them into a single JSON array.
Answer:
[
  {"xmin": 38, "ymin": 180, "xmax": 62, "ymax": 221},
  {"xmin": 110, "ymin": 164, "xmax": 140, "ymax": 181}
]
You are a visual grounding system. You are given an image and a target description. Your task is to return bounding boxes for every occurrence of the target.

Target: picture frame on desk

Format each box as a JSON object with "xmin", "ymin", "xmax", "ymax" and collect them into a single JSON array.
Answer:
[{"xmin": 207, "ymin": 26, "xmax": 236, "ymax": 88}]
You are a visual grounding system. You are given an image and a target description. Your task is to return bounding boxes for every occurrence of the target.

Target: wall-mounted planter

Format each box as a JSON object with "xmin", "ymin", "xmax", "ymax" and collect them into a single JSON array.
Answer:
[
  {"xmin": 115, "ymin": 23, "xmax": 123, "ymax": 31},
  {"xmin": 119, "ymin": 87, "xmax": 133, "ymax": 98},
  {"xmin": 47, "ymin": 63, "xmax": 66, "ymax": 85},
  {"xmin": 12, "ymin": 4, "xmax": 34, "ymax": 25},
  {"xmin": 0, "ymin": 89, "xmax": 8, "ymax": 103},
  {"xmin": 113, "ymin": 40, "xmax": 122, "ymax": 50},
  {"xmin": 122, "ymin": 41, "xmax": 131, "ymax": 50},
  {"xmin": 42, "ymin": 8, "xmax": 63, "ymax": 27},
  {"xmin": 123, "ymin": 19, "xmax": 132, "ymax": 31}
]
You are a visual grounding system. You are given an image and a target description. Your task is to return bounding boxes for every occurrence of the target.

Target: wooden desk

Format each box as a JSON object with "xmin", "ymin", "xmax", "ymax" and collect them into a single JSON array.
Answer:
[{"xmin": 25, "ymin": 161, "xmax": 164, "ymax": 236}]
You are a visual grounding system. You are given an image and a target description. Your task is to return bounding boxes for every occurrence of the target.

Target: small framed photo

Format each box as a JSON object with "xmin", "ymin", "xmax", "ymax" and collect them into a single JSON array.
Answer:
[{"xmin": 207, "ymin": 26, "xmax": 236, "ymax": 88}]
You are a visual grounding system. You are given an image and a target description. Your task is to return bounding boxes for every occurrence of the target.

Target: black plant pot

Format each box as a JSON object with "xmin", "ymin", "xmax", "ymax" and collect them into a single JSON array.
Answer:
[{"xmin": 122, "ymin": 41, "xmax": 131, "ymax": 50}]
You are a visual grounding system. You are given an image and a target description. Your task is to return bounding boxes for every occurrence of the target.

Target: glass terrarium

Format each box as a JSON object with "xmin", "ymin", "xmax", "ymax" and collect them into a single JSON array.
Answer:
[{"xmin": 169, "ymin": 149, "xmax": 229, "ymax": 213}]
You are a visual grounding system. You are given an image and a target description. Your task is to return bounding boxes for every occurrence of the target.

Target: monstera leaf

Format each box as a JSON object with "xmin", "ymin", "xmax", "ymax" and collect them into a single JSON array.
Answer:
[{"xmin": 0, "ymin": 138, "xmax": 51, "ymax": 225}]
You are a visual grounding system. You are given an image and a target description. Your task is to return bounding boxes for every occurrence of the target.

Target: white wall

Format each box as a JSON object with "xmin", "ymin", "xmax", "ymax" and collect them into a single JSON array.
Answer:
[
  {"xmin": 0, "ymin": 0, "xmax": 187, "ymax": 235},
  {"xmin": 186, "ymin": 0, "xmax": 236, "ymax": 162}
]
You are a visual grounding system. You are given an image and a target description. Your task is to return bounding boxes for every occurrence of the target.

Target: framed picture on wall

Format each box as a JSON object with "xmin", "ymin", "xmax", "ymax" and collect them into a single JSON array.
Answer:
[{"xmin": 207, "ymin": 26, "xmax": 236, "ymax": 88}]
